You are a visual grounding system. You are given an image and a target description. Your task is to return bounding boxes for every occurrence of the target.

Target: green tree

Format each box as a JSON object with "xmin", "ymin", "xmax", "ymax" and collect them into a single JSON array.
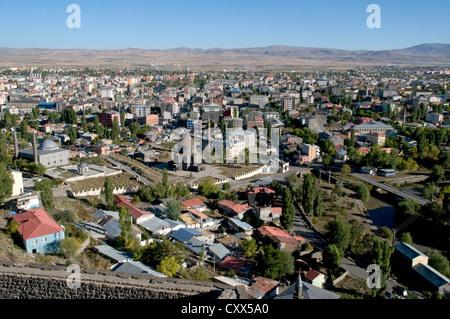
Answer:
[
  {"xmin": 198, "ymin": 177, "xmax": 219, "ymax": 197},
  {"xmin": 156, "ymin": 256, "xmax": 180, "ymax": 277},
  {"xmin": 281, "ymin": 187, "xmax": 296, "ymax": 230},
  {"xmin": 5, "ymin": 219, "xmax": 19, "ymax": 236},
  {"xmin": 431, "ymin": 165, "xmax": 445, "ymax": 182},
  {"xmin": 238, "ymin": 238, "xmax": 259, "ymax": 259},
  {"xmin": 325, "ymin": 217, "xmax": 351, "ymax": 254},
  {"xmin": 323, "ymin": 244, "xmax": 341, "ymax": 278},
  {"xmin": 357, "ymin": 184, "xmax": 370, "ymax": 202},
  {"xmin": 102, "ymin": 177, "xmax": 115, "ymax": 210},
  {"xmin": 426, "ymin": 249, "xmax": 450, "ymax": 278},
  {"xmin": 34, "ymin": 179, "xmax": 54, "ymax": 210},
  {"xmin": 259, "ymin": 245, "xmax": 295, "ymax": 280},
  {"xmin": 111, "ymin": 117, "xmax": 121, "ymax": 140},
  {"xmin": 0, "ymin": 163, "xmax": 13, "ymax": 205},
  {"xmin": 397, "ymin": 198, "xmax": 420, "ymax": 218},
  {"xmin": 61, "ymin": 108, "xmax": 77, "ymax": 124},
  {"xmin": 341, "ymin": 164, "xmax": 351, "ymax": 176},
  {"xmin": 60, "ymin": 237, "xmax": 80, "ymax": 259},
  {"xmin": 302, "ymin": 173, "xmax": 318, "ymax": 217},
  {"xmin": 81, "ymin": 115, "xmax": 88, "ymax": 132},
  {"xmin": 399, "ymin": 232, "xmax": 413, "ymax": 245}
]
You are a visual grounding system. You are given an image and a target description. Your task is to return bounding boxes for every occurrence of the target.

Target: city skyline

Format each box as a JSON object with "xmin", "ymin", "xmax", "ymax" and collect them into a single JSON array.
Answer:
[{"xmin": 0, "ymin": 0, "xmax": 449, "ymax": 51}]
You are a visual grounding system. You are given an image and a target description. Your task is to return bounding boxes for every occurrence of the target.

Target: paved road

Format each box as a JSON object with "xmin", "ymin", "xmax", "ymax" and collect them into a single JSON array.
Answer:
[
  {"xmin": 292, "ymin": 202, "xmax": 369, "ymax": 281},
  {"xmin": 104, "ymin": 156, "xmax": 152, "ymax": 186},
  {"xmin": 351, "ymin": 173, "xmax": 429, "ymax": 206}
]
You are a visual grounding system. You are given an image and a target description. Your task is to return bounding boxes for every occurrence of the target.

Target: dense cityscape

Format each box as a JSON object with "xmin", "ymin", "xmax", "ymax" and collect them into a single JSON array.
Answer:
[{"xmin": 0, "ymin": 63, "xmax": 449, "ymax": 302}]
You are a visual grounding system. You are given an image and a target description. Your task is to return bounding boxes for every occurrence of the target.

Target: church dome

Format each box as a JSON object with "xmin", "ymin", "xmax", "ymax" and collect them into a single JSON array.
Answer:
[{"xmin": 38, "ymin": 139, "xmax": 59, "ymax": 150}]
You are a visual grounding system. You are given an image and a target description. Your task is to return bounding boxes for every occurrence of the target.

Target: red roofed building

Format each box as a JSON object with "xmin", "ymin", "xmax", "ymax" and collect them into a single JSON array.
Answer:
[
  {"xmin": 246, "ymin": 187, "xmax": 276, "ymax": 207},
  {"xmin": 219, "ymin": 256, "xmax": 253, "ymax": 277},
  {"xmin": 115, "ymin": 194, "xmax": 154, "ymax": 224},
  {"xmin": 246, "ymin": 277, "xmax": 280, "ymax": 299},
  {"xmin": 302, "ymin": 269, "xmax": 326, "ymax": 288},
  {"xmin": 181, "ymin": 198, "xmax": 207, "ymax": 211},
  {"xmin": 12, "ymin": 208, "xmax": 65, "ymax": 254},
  {"xmin": 218, "ymin": 200, "xmax": 251, "ymax": 219},
  {"xmin": 257, "ymin": 226, "xmax": 301, "ymax": 251}
]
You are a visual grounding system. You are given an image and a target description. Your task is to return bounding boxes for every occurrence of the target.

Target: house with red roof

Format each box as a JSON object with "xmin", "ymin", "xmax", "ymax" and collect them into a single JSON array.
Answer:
[
  {"xmin": 181, "ymin": 198, "xmax": 207, "ymax": 212},
  {"xmin": 12, "ymin": 208, "xmax": 65, "ymax": 254},
  {"xmin": 257, "ymin": 226, "xmax": 301, "ymax": 251},
  {"xmin": 114, "ymin": 194, "xmax": 154, "ymax": 224},
  {"xmin": 218, "ymin": 200, "xmax": 251, "ymax": 219}
]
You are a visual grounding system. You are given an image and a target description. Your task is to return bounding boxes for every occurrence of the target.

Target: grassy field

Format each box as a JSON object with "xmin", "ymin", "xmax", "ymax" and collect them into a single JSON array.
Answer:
[{"xmin": 68, "ymin": 172, "xmax": 140, "ymax": 193}]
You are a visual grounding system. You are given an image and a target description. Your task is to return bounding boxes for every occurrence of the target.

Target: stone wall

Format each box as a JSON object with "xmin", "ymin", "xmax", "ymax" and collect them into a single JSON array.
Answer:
[{"xmin": 0, "ymin": 260, "xmax": 230, "ymax": 299}]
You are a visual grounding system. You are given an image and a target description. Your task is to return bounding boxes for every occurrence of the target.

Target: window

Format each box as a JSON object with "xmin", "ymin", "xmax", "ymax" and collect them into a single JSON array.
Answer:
[
  {"xmin": 31, "ymin": 240, "xmax": 37, "ymax": 245},
  {"xmin": 41, "ymin": 237, "xmax": 47, "ymax": 243}
]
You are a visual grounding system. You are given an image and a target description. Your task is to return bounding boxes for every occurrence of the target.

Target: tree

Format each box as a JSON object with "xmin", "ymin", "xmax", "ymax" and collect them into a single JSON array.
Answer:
[
  {"xmin": 348, "ymin": 219, "xmax": 366, "ymax": 256},
  {"xmin": 34, "ymin": 179, "xmax": 54, "ymax": 210},
  {"xmin": 137, "ymin": 238, "xmax": 187, "ymax": 269},
  {"xmin": 357, "ymin": 184, "xmax": 370, "ymax": 202},
  {"xmin": 397, "ymin": 198, "xmax": 420, "ymax": 218},
  {"xmin": 60, "ymin": 237, "xmax": 80, "ymax": 259},
  {"xmin": 162, "ymin": 168, "xmax": 169, "ymax": 197},
  {"xmin": 431, "ymin": 165, "xmax": 445, "ymax": 182},
  {"xmin": 341, "ymin": 164, "xmax": 351, "ymax": 176},
  {"xmin": 198, "ymin": 177, "xmax": 219, "ymax": 197},
  {"xmin": 238, "ymin": 238, "xmax": 259, "ymax": 259},
  {"xmin": 422, "ymin": 182, "xmax": 439, "ymax": 199},
  {"xmin": 81, "ymin": 115, "xmax": 88, "ymax": 132},
  {"xmin": 399, "ymin": 232, "xmax": 413, "ymax": 245},
  {"xmin": 323, "ymin": 244, "xmax": 341, "ymax": 278},
  {"xmin": 5, "ymin": 219, "xmax": 19, "ymax": 236},
  {"xmin": 325, "ymin": 217, "xmax": 351, "ymax": 254},
  {"xmin": 426, "ymin": 249, "xmax": 450, "ymax": 278},
  {"xmin": 0, "ymin": 163, "xmax": 13, "ymax": 205},
  {"xmin": 54, "ymin": 209, "xmax": 75, "ymax": 224},
  {"xmin": 259, "ymin": 245, "xmax": 295, "ymax": 280},
  {"xmin": 111, "ymin": 117, "xmax": 121, "ymax": 140},
  {"xmin": 0, "ymin": 134, "xmax": 9, "ymax": 164},
  {"xmin": 281, "ymin": 187, "xmax": 295, "ymax": 230},
  {"xmin": 378, "ymin": 226, "xmax": 393, "ymax": 242},
  {"xmin": 222, "ymin": 182, "xmax": 231, "ymax": 191},
  {"xmin": 63, "ymin": 126, "xmax": 78, "ymax": 143},
  {"xmin": 102, "ymin": 177, "xmax": 115, "ymax": 210},
  {"xmin": 302, "ymin": 173, "xmax": 318, "ymax": 217},
  {"xmin": 61, "ymin": 108, "xmax": 77, "ymax": 125}
]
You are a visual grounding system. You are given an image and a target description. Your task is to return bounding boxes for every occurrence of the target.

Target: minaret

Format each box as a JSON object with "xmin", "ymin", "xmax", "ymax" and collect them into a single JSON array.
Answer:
[
  {"xmin": 13, "ymin": 131, "xmax": 19, "ymax": 158},
  {"xmin": 32, "ymin": 132, "xmax": 38, "ymax": 163},
  {"xmin": 295, "ymin": 272, "xmax": 303, "ymax": 299}
]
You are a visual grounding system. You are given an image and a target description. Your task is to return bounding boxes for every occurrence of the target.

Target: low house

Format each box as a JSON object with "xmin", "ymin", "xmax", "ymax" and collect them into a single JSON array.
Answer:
[
  {"xmin": 246, "ymin": 187, "xmax": 276, "ymax": 207},
  {"xmin": 218, "ymin": 200, "xmax": 251, "ymax": 219},
  {"xmin": 164, "ymin": 218, "xmax": 186, "ymax": 233},
  {"xmin": 257, "ymin": 206, "xmax": 282, "ymax": 222},
  {"xmin": 170, "ymin": 227, "xmax": 214, "ymax": 244},
  {"xmin": 185, "ymin": 237, "xmax": 212, "ymax": 257},
  {"xmin": 138, "ymin": 216, "xmax": 171, "ymax": 236},
  {"xmin": 115, "ymin": 194, "xmax": 154, "ymax": 224},
  {"xmin": 227, "ymin": 218, "xmax": 254, "ymax": 235},
  {"xmin": 302, "ymin": 269, "xmax": 326, "ymax": 288},
  {"xmin": 16, "ymin": 192, "xmax": 40, "ymax": 211},
  {"xmin": 111, "ymin": 260, "xmax": 167, "ymax": 277},
  {"xmin": 275, "ymin": 274, "xmax": 340, "ymax": 299},
  {"xmin": 12, "ymin": 208, "xmax": 65, "ymax": 254},
  {"xmin": 207, "ymin": 243, "xmax": 231, "ymax": 263},
  {"xmin": 246, "ymin": 277, "xmax": 280, "ymax": 299},
  {"xmin": 220, "ymin": 256, "xmax": 254, "ymax": 277},
  {"xmin": 94, "ymin": 244, "xmax": 133, "ymax": 263},
  {"xmin": 257, "ymin": 226, "xmax": 301, "ymax": 251},
  {"xmin": 185, "ymin": 209, "xmax": 214, "ymax": 228},
  {"xmin": 181, "ymin": 198, "xmax": 208, "ymax": 211}
]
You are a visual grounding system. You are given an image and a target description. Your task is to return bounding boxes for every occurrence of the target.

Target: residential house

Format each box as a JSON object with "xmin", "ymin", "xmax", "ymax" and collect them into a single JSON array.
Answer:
[
  {"xmin": 219, "ymin": 255, "xmax": 254, "ymax": 277},
  {"xmin": 114, "ymin": 194, "xmax": 154, "ymax": 225},
  {"xmin": 111, "ymin": 260, "xmax": 167, "ymax": 277},
  {"xmin": 93, "ymin": 244, "xmax": 134, "ymax": 263},
  {"xmin": 246, "ymin": 187, "xmax": 276, "ymax": 207},
  {"xmin": 246, "ymin": 277, "xmax": 280, "ymax": 299},
  {"xmin": 257, "ymin": 226, "xmax": 301, "ymax": 251},
  {"xmin": 12, "ymin": 208, "xmax": 65, "ymax": 254},
  {"xmin": 218, "ymin": 200, "xmax": 251, "ymax": 219},
  {"xmin": 170, "ymin": 227, "xmax": 214, "ymax": 244},
  {"xmin": 181, "ymin": 198, "xmax": 208, "ymax": 211},
  {"xmin": 226, "ymin": 218, "xmax": 254, "ymax": 236}
]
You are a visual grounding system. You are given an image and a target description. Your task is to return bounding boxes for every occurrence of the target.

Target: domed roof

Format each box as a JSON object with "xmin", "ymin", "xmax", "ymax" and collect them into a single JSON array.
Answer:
[{"xmin": 38, "ymin": 139, "xmax": 59, "ymax": 150}]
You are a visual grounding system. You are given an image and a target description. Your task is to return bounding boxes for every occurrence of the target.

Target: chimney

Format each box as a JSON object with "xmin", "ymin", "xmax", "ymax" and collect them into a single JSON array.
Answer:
[
  {"xmin": 13, "ymin": 131, "xmax": 19, "ymax": 158},
  {"xmin": 33, "ymin": 132, "xmax": 38, "ymax": 163}
]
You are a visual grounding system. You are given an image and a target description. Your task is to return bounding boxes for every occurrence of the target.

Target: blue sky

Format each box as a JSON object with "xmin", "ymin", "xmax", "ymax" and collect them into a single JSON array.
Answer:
[{"xmin": 0, "ymin": 0, "xmax": 448, "ymax": 50}]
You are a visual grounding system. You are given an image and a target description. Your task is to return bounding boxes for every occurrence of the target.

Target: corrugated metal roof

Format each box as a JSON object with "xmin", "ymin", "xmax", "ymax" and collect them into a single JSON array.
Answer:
[
  {"xmin": 138, "ymin": 216, "xmax": 170, "ymax": 233},
  {"xmin": 112, "ymin": 261, "xmax": 166, "ymax": 277},
  {"xmin": 413, "ymin": 263, "xmax": 450, "ymax": 288},
  {"xmin": 395, "ymin": 242, "xmax": 427, "ymax": 261},
  {"xmin": 170, "ymin": 228, "xmax": 205, "ymax": 242},
  {"xmin": 94, "ymin": 245, "xmax": 133, "ymax": 263}
]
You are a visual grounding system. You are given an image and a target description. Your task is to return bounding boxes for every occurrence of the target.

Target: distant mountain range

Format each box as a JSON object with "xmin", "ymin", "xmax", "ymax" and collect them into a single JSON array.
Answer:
[{"xmin": 0, "ymin": 43, "xmax": 449, "ymax": 69}]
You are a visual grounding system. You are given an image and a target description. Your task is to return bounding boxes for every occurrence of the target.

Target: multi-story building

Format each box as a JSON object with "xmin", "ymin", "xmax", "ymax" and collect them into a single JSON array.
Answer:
[
  {"xmin": 366, "ymin": 132, "xmax": 386, "ymax": 146},
  {"xmin": 98, "ymin": 111, "xmax": 121, "ymax": 128},
  {"xmin": 302, "ymin": 144, "xmax": 320, "ymax": 161},
  {"xmin": 280, "ymin": 97, "xmax": 296, "ymax": 112},
  {"xmin": 132, "ymin": 104, "xmax": 151, "ymax": 118},
  {"xmin": 353, "ymin": 121, "xmax": 393, "ymax": 135}
]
